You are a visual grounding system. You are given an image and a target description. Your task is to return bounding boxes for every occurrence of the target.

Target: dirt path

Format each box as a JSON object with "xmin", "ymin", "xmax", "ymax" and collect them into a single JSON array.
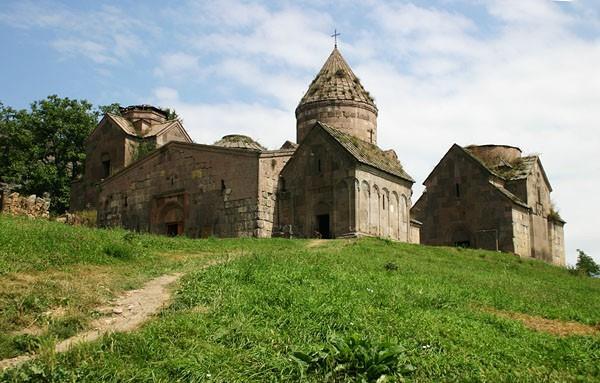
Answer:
[
  {"xmin": 0, "ymin": 273, "xmax": 182, "ymax": 371},
  {"xmin": 485, "ymin": 307, "xmax": 600, "ymax": 337},
  {"xmin": 307, "ymin": 239, "xmax": 328, "ymax": 248}
]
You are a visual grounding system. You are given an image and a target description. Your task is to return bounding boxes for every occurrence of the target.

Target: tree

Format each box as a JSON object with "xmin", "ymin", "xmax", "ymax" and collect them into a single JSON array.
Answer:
[
  {"xmin": 575, "ymin": 249, "xmax": 599, "ymax": 277},
  {"xmin": 17, "ymin": 95, "xmax": 97, "ymax": 213},
  {"xmin": 163, "ymin": 107, "xmax": 179, "ymax": 121},
  {"xmin": 0, "ymin": 103, "xmax": 32, "ymax": 186},
  {"xmin": 98, "ymin": 103, "xmax": 122, "ymax": 116}
]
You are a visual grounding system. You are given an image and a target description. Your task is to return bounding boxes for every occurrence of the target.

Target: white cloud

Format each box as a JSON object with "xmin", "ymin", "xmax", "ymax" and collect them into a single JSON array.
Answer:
[
  {"xmin": 354, "ymin": 0, "xmax": 600, "ymax": 265},
  {"xmin": 190, "ymin": 6, "xmax": 333, "ymax": 70},
  {"xmin": 152, "ymin": 87, "xmax": 293, "ymax": 149},
  {"xmin": 0, "ymin": 1, "xmax": 152, "ymax": 65},
  {"xmin": 154, "ymin": 53, "xmax": 208, "ymax": 79}
]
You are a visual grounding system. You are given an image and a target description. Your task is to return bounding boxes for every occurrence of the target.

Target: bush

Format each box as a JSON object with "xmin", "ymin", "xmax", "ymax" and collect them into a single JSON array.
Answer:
[
  {"xmin": 574, "ymin": 249, "xmax": 599, "ymax": 277},
  {"xmin": 384, "ymin": 262, "xmax": 398, "ymax": 271},
  {"xmin": 103, "ymin": 242, "xmax": 134, "ymax": 259},
  {"xmin": 293, "ymin": 334, "xmax": 415, "ymax": 381},
  {"xmin": 12, "ymin": 334, "xmax": 41, "ymax": 354}
]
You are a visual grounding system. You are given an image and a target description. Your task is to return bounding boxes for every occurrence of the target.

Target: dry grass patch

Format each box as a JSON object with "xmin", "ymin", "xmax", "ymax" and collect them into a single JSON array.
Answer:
[{"xmin": 485, "ymin": 307, "xmax": 599, "ymax": 337}]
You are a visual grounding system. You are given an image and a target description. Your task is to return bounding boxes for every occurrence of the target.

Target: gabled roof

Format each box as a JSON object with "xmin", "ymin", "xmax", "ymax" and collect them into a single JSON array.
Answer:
[
  {"xmin": 298, "ymin": 48, "xmax": 376, "ymax": 109},
  {"xmin": 318, "ymin": 122, "xmax": 413, "ymax": 182},
  {"xmin": 88, "ymin": 113, "xmax": 192, "ymax": 143},
  {"xmin": 423, "ymin": 144, "xmax": 535, "ymax": 209}
]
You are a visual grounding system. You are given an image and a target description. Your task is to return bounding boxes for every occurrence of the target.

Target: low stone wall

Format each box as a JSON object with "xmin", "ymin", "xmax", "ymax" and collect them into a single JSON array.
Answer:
[{"xmin": 0, "ymin": 189, "xmax": 51, "ymax": 219}]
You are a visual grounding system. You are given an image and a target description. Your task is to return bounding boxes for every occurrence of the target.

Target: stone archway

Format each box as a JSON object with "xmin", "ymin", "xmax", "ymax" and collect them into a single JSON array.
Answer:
[{"xmin": 150, "ymin": 193, "xmax": 187, "ymax": 237}]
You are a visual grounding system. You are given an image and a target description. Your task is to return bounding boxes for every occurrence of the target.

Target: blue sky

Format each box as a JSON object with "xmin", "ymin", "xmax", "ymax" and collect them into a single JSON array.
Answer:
[{"xmin": 1, "ymin": 0, "xmax": 599, "ymax": 265}]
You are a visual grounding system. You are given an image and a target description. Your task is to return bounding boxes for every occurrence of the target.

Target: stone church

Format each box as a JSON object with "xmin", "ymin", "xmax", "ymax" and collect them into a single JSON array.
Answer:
[
  {"xmin": 71, "ymin": 47, "xmax": 421, "ymax": 242},
  {"xmin": 411, "ymin": 144, "xmax": 566, "ymax": 265}
]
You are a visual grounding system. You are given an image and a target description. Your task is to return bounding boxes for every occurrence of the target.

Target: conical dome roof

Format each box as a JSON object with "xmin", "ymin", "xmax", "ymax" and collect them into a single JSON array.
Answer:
[
  {"xmin": 213, "ymin": 135, "xmax": 266, "ymax": 151},
  {"xmin": 298, "ymin": 48, "xmax": 376, "ymax": 109}
]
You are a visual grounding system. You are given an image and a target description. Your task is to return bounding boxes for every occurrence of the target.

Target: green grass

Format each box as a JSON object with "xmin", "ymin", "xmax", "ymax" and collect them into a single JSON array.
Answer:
[{"xmin": 1, "ymin": 215, "xmax": 599, "ymax": 382}]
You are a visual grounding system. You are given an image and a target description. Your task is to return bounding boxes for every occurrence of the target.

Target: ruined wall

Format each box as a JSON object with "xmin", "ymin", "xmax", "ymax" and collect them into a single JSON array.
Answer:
[
  {"xmin": 419, "ymin": 147, "xmax": 516, "ymax": 252},
  {"xmin": 257, "ymin": 150, "xmax": 294, "ymax": 237},
  {"xmin": 354, "ymin": 167, "xmax": 413, "ymax": 242},
  {"xmin": 98, "ymin": 142, "xmax": 261, "ymax": 238},
  {"xmin": 278, "ymin": 129, "xmax": 356, "ymax": 238},
  {"xmin": 0, "ymin": 188, "xmax": 50, "ymax": 219},
  {"xmin": 296, "ymin": 101, "xmax": 378, "ymax": 144}
]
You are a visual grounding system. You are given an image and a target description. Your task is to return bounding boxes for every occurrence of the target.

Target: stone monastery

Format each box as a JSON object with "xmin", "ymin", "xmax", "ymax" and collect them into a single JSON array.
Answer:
[{"xmin": 71, "ymin": 47, "xmax": 565, "ymax": 265}]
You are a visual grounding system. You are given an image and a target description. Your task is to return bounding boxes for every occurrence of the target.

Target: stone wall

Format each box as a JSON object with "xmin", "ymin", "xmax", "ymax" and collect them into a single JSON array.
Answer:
[
  {"xmin": 278, "ymin": 128, "xmax": 414, "ymax": 243},
  {"xmin": 549, "ymin": 220, "xmax": 565, "ymax": 266},
  {"xmin": 511, "ymin": 206, "xmax": 532, "ymax": 258},
  {"xmin": 296, "ymin": 101, "xmax": 378, "ymax": 144},
  {"xmin": 257, "ymin": 149, "xmax": 295, "ymax": 237},
  {"xmin": 0, "ymin": 186, "xmax": 50, "ymax": 219},
  {"xmin": 418, "ymin": 147, "xmax": 516, "ymax": 252},
  {"xmin": 71, "ymin": 119, "xmax": 128, "ymax": 211},
  {"xmin": 98, "ymin": 142, "xmax": 262, "ymax": 238},
  {"xmin": 355, "ymin": 167, "xmax": 414, "ymax": 242},
  {"xmin": 278, "ymin": 128, "xmax": 357, "ymax": 238}
]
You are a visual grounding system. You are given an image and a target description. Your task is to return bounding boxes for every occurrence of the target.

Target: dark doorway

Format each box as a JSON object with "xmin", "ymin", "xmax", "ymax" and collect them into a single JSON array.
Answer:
[
  {"xmin": 316, "ymin": 214, "xmax": 331, "ymax": 239},
  {"xmin": 166, "ymin": 222, "xmax": 183, "ymax": 237},
  {"xmin": 454, "ymin": 240, "xmax": 470, "ymax": 248}
]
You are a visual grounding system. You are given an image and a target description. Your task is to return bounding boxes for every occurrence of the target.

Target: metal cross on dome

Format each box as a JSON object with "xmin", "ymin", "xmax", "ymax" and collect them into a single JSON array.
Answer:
[{"xmin": 331, "ymin": 29, "xmax": 340, "ymax": 48}]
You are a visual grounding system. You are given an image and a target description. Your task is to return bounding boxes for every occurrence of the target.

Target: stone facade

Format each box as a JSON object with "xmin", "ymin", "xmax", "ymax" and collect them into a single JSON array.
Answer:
[
  {"xmin": 97, "ymin": 142, "xmax": 294, "ymax": 238},
  {"xmin": 412, "ymin": 144, "xmax": 565, "ymax": 266},
  {"xmin": 277, "ymin": 122, "xmax": 415, "ymax": 240},
  {"xmin": 82, "ymin": 47, "xmax": 419, "ymax": 243},
  {"xmin": 71, "ymin": 105, "xmax": 192, "ymax": 211}
]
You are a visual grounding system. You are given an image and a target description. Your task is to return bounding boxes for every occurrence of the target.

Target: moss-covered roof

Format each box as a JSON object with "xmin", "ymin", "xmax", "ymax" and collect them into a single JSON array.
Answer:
[
  {"xmin": 298, "ymin": 48, "xmax": 376, "ymax": 109},
  {"xmin": 213, "ymin": 134, "xmax": 266, "ymax": 151},
  {"xmin": 462, "ymin": 146, "xmax": 539, "ymax": 182},
  {"xmin": 318, "ymin": 122, "xmax": 413, "ymax": 182}
]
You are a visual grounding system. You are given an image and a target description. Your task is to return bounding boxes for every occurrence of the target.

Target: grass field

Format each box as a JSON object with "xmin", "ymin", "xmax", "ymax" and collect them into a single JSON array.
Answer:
[{"xmin": 0, "ymin": 215, "xmax": 599, "ymax": 382}]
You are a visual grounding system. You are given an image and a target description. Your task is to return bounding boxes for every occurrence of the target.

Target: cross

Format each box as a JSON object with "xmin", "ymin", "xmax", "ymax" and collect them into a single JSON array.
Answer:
[{"xmin": 331, "ymin": 29, "xmax": 340, "ymax": 48}]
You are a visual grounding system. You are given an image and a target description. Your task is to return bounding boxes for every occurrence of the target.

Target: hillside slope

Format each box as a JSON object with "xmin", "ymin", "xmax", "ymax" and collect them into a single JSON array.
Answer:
[{"xmin": 0, "ymin": 215, "xmax": 599, "ymax": 382}]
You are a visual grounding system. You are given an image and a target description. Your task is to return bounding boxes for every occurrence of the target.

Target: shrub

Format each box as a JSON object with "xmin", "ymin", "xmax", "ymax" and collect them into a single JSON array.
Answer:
[
  {"xmin": 384, "ymin": 262, "xmax": 398, "ymax": 271},
  {"xmin": 293, "ymin": 334, "xmax": 415, "ymax": 381},
  {"xmin": 12, "ymin": 334, "xmax": 41, "ymax": 354},
  {"xmin": 574, "ymin": 249, "xmax": 599, "ymax": 277},
  {"xmin": 103, "ymin": 242, "xmax": 134, "ymax": 259}
]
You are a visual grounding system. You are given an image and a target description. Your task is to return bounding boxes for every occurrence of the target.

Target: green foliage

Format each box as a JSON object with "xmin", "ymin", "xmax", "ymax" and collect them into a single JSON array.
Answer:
[
  {"xmin": 384, "ymin": 261, "xmax": 398, "ymax": 271},
  {"xmin": 574, "ymin": 249, "xmax": 599, "ymax": 277},
  {"xmin": 11, "ymin": 334, "xmax": 41, "ymax": 354},
  {"xmin": 0, "ymin": 216, "xmax": 599, "ymax": 381},
  {"xmin": 48, "ymin": 316, "xmax": 86, "ymax": 339},
  {"xmin": 131, "ymin": 140, "xmax": 156, "ymax": 162},
  {"xmin": 0, "ymin": 103, "xmax": 32, "ymax": 186},
  {"xmin": 293, "ymin": 334, "xmax": 414, "ymax": 381},
  {"xmin": 163, "ymin": 107, "xmax": 179, "ymax": 121},
  {"xmin": 0, "ymin": 96, "xmax": 97, "ymax": 213},
  {"xmin": 102, "ymin": 242, "xmax": 135, "ymax": 259},
  {"xmin": 97, "ymin": 103, "xmax": 122, "ymax": 116}
]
